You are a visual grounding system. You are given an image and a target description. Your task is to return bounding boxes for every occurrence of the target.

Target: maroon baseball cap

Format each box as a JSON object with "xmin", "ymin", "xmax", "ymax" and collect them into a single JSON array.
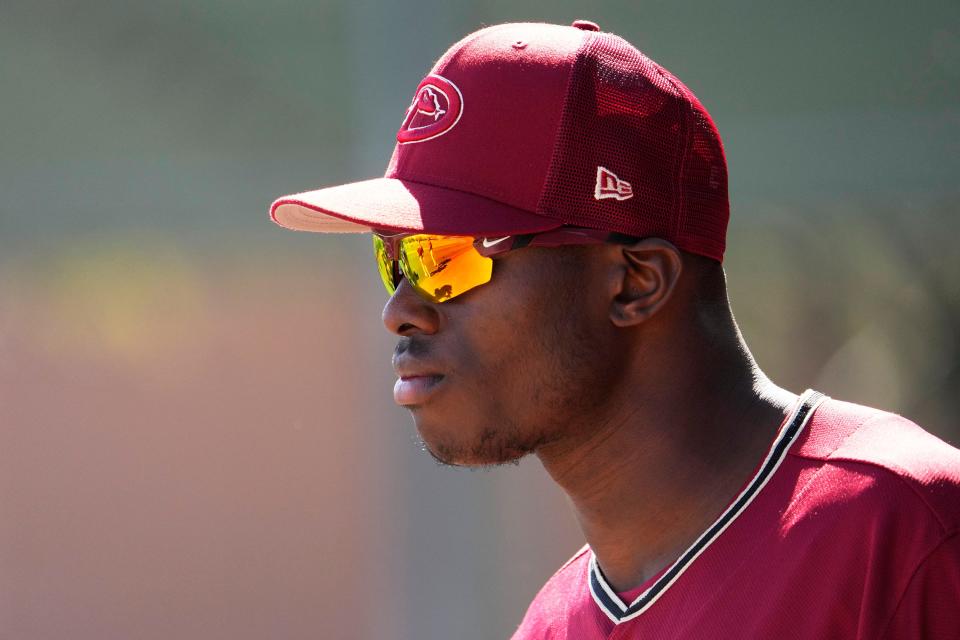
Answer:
[{"xmin": 270, "ymin": 20, "xmax": 730, "ymax": 261}]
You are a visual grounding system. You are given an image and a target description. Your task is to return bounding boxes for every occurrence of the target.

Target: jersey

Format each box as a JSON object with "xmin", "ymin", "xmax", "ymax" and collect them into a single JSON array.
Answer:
[{"xmin": 512, "ymin": 390, "xmax": 960, "ymax": 639}]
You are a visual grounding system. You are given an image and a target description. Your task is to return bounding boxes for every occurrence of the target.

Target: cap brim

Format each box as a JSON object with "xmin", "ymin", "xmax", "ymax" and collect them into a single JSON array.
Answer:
[{"xmin": 270, "ymin": 177, "xmax": 562, "ymax": 236}]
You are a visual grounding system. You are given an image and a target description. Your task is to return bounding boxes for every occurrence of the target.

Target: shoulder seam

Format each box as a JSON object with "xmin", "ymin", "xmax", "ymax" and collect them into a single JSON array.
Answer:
[{"xmin": 791, "ymin": 413, "xmax": 950, "ymax": 534}]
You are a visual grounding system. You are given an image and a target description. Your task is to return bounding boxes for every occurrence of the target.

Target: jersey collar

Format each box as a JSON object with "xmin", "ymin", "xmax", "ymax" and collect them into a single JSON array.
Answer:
[{"xmin": 587, "ymin": 389, "xmax": 827, "ymax": 624}]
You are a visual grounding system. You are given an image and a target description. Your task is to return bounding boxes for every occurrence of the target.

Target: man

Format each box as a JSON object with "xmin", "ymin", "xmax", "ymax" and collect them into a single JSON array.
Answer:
[{"xmin": 269, "ymin": 20, "xmax": 960, "ymax": 639}]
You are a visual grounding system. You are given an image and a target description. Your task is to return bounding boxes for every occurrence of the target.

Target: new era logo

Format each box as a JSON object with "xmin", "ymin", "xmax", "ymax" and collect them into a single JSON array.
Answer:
[{"xmin": 594, "ymin": 166, "xmax": 633, "ymax": 201}]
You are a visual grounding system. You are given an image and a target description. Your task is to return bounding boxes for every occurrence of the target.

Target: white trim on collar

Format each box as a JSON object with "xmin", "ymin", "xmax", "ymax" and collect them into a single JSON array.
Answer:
[{"xmin": 588, "ymin": 389, "xmax": 827, "ymax": 624}]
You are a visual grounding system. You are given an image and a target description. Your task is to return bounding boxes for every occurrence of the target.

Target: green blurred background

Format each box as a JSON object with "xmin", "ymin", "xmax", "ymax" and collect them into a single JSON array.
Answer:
[{"xmin": 1, "ymin": 1, "xmax": 957, "ymax": 638}]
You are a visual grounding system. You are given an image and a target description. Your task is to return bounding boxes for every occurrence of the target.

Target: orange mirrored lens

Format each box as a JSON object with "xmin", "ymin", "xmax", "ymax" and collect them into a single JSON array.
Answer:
[
  {"xmin": 398, "ymin": 235, "xmax": 493, "ymax": 302},
  {"xmin": 372, "ymin": 234, "xmax": 495, "ymax": 302}
]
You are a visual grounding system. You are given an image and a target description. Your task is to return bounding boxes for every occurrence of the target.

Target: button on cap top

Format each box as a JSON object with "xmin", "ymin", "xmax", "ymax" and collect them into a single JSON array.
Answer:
[{"xmin": 571, "ymin": 20, "xmax": 600, "ymax": 31}]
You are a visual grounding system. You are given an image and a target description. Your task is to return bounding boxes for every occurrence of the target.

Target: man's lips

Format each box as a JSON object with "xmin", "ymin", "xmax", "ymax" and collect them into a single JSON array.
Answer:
[
  {"xmin": 393, "ymin": 374, "xmax": 445, "ymax": 406},
  {"xmin": 392, "ymin": 347, "xmax": 446, "ymax": 406}
]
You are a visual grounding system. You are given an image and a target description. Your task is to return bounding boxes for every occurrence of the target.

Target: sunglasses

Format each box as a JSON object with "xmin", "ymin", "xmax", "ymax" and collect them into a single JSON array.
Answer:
[{"xmin": 373, "ymin": 227, "xmax": 640, "ymax": 303}]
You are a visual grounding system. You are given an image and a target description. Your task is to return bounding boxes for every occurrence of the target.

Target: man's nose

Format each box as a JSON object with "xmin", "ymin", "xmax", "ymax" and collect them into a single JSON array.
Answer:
[{"xmin": 382, "ymin": 279, "xmax": 441, "ymax": 336}]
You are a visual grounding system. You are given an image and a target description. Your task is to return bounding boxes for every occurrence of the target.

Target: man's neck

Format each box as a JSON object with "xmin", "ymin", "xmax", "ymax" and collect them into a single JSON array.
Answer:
[{"xmin": 535, "ymin": 336, "xmax": 796, "ymax": 593}]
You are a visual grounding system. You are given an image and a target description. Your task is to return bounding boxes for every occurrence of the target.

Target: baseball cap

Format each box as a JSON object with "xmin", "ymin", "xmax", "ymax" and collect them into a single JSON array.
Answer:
[{"xmin": 270, "ymin": 20, "xmax": 730, "ymax": 262}]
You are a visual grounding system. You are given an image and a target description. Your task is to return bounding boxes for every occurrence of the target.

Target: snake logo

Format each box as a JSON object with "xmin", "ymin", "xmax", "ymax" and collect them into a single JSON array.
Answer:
[{"xmin": 397, "ymin": 74, "xmax": 464, "ymax": 144}]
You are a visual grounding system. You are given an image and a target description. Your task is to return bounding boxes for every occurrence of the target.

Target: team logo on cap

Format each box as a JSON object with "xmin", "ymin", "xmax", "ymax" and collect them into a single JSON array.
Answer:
[{"xmin": 397, "ymin": 74, "xmax": 464, "ymax": 144}]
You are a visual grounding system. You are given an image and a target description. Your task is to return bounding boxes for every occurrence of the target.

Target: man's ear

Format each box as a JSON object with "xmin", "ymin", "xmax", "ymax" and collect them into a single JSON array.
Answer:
[{"xmin": 610, "ymin": 238, "xmax": 683, "ymax": 328}]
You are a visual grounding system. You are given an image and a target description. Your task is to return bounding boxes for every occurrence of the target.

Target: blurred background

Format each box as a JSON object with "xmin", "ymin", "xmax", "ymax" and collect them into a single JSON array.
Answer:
[{"xmin": 1, "ymin": 1, "xmax": 957, "ymax": 638}]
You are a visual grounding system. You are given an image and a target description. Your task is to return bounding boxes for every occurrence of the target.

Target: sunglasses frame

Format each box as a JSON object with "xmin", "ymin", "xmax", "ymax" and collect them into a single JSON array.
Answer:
[{"xmin": 373, "ymin": 226, "xmax": 642, "ymax": 301}]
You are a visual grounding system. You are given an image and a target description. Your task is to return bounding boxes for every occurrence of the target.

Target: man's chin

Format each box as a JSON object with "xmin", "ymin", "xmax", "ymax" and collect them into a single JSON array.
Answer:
[{"xmin": 414, "ymin": 431, "xmax": 532, "ymax": 469}]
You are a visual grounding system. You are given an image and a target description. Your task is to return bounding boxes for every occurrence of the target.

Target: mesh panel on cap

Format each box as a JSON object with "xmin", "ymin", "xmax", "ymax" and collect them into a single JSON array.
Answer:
[
  {"xmin": 675, "ymin": 105, "xmax": 729, "ymax": 260},
  {"xmin": 536, "ymin": 32, "xmax": 729, "ymax": 261}
]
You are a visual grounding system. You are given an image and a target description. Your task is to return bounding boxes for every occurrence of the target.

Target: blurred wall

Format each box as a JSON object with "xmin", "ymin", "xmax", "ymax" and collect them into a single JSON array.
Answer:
[{"xmin": 1, "ymin": 1, "xmax": 958, "ymax": 639}]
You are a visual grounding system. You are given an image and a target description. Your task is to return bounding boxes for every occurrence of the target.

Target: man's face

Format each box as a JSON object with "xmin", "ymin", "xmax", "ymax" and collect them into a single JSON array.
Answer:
[{"xmin": 383, "ymin": 244, "xmax": 628, "ymax": 467}]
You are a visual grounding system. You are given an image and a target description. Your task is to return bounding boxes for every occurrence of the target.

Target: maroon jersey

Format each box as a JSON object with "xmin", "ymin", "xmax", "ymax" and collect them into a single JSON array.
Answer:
[{"xmin": 512, "ymin": 391, "xmax": 960, "ymax": 639}]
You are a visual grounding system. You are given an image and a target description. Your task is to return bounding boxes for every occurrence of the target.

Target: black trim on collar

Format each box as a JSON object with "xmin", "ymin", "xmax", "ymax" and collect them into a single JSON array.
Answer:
[{"xmin": 588, "ymin": 389, "xmax": 827, "ymax": 624}]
